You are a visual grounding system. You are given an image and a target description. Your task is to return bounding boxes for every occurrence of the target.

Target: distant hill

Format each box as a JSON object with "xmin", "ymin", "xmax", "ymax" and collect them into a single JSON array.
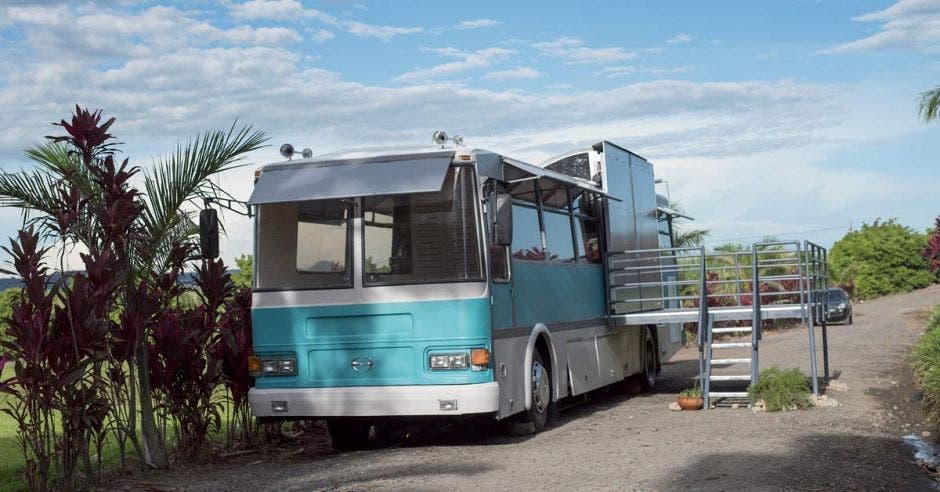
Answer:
[
  {"xmin": 0, "ymin": 270, "xmax": 244, "ymax": 291},
  {"xmin": 0, "ymin": 277, "xmax": 19, "ymax": 291}
]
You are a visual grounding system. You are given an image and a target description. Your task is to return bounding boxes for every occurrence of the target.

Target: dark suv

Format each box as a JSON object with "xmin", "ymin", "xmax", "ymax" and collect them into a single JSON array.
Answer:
[{"xmin": 826, "ymin": 287, "xmax": 853, "ymax": 325}]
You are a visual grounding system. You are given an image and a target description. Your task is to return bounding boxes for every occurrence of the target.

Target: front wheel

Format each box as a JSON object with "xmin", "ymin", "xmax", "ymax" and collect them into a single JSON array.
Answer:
[
  {"xmin": 507, "ymin": 350, "xmax": 551, "ymax": 436},
  {"xmin": 848, "ymin": 313, "xmax": 853, "ymax": 325},
  {"xmin": 327, "ymin": 418, "xmax": 371, "ymax": 451}
]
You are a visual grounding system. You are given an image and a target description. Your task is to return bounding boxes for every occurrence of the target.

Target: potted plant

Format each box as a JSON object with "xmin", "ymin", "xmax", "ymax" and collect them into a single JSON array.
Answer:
[{"xmin": 677, "ymin": 384, "xmax": 705, "ymax": 410}]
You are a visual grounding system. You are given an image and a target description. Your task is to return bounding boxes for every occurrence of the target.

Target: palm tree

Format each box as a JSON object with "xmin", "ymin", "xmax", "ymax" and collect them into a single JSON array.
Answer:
[
  {"xmin": 918, "ymin": 86, "xmax": 940, "ymax": 122},
  {"xmin": 0, "ymin": 111, "xmax": 266, "ymax": 469}
]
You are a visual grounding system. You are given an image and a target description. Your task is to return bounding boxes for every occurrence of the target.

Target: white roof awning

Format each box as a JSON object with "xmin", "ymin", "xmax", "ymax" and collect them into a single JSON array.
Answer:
[
  {"xmin": 248, "ymin": 156, "xmax": 452, "ymax": 205},
  {"xmin": 657, "ymin": 205, "xmax": 694, "ymax": 221},
  {"xmin": 501, "ymin": 157, "xmax": 620, "ymax": 206}
]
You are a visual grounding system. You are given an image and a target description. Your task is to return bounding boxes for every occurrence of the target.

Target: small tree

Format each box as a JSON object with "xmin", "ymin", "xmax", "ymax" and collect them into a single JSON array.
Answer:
[
  {"xmin": 924, "ymin": 217, "xmax": 940, "ymax": 274},
  {"xmin": 231, "ymin": 254, "xmax": 253, "ymax": 289},
  {"xmin": 830, "ymin": 219, "xmax": 932, "ymax": 299}
]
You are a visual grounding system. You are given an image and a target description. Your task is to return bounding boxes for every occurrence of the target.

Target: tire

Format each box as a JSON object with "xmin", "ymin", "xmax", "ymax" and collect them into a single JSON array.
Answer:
[
  {"xmin": 630, "ymin": 326, "xmax": 657, "ymax": 392},
  {"xmin": 507, "ymin": 349, "xmax": 551, "ymax": 436},
  {"xmin": 327, "ymin": 418, "xmax": 371, "ymax": 451},
  {"xmin": 848, "ymin": 313, "xmax": 853, "ymax": 325}
]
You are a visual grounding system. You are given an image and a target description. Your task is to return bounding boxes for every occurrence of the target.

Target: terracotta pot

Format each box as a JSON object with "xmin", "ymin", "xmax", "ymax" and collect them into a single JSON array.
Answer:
[{"xmin": 677, "ymin": 395, "xmax": 704, "ymax": 410}]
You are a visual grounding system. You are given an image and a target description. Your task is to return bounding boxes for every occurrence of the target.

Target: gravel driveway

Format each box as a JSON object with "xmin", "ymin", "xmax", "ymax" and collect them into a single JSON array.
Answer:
[{"xmin": 125, "ymin": 285, "xmax": 940, "ymax": 491}]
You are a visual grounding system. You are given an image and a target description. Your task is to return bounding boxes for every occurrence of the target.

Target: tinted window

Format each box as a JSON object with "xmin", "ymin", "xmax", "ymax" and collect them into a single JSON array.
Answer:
[
  {"xmin": 512, "ymin": 204, "xmax": 543, "ymax": 260},
  {"xmin": 828, "ymin": 290, "xmax": 846, "ymax": 302},
  {"xmin": 362, "ymin": 166, "xmax": 483, "ymax": 286},
  {"xmin": 543, "ymin": 209, "xmax": 575, "ymax": 262}
]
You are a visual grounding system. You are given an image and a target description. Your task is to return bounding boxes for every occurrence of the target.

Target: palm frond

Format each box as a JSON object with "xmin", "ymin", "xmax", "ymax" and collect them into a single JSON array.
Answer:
[
  {"xmin": 139, "ymin": 122, "xmax": 267, "ymax": 269},
  {"xmin": 0, "ymin": 167, "xmax": 60, "ymax": 212},
  {"xmin": 675, "ymin": 227, "xmax": 709, "ymax": 247},
  {"xmin": 919, "ymin": 86, "xmax": 940, "ymax": 122}
]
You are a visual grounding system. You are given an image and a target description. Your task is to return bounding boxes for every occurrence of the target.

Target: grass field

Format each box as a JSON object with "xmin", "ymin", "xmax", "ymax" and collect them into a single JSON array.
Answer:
[{"xmin": 0, "ymin": 364, "xmax": 251, "ymax": 492}]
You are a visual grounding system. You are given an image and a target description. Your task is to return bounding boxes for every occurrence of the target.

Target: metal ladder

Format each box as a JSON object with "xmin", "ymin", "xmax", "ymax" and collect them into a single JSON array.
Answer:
[
  {"xmin": 702, "ymin": 313, "xmax": 754, "ymax": 407},
  {"xmin": 701, "ymin": 240, "xmax": 827, "ymax": 408}
]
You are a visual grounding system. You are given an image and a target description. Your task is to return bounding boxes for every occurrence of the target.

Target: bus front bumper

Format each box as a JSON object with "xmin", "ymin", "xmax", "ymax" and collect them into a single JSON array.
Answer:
[{"xmin": 248, "ymin": 382, "xmax": 499, "ymax": 418}]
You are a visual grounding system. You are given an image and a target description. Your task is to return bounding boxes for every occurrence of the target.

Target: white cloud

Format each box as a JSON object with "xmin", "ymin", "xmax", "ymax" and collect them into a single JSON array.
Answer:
[
  {"xmin": 344, "ymin": 21, "xmax": 423, "ymax": 41},
  {"xmin": 229, "ymin": 0, "xmax": 325, "ymax": 21},
  {"xmin": 482, "ymin": 67, "xmax": 541, "ymax": 81},
  {"xmin": 0, "ymin": 2, "xmax": 932, "ymax": 263},
  {"xmin": 396, "ymin": 47, "xmax": 514, "ymax": 82},
  {"xmin": 666, "ymin": 33, "xmax": 693, "ymax": 44},
  {"xmin": 821, "ymin": 0, "xmax": 940, "ymax": 53},
  {"xmin": 455, "ymin": 18, "xmax": 500, "ymax": 30},
  {"xmin": 227, "ymin": 0, "xmax": 422, "ymax": 41},
  {"xmin": 533, "ymin": 37, "xmax": 637, "ymax": 65},
  {"xmin": 595, "ymin": 66, "xmax": 635, "ymax": 78},
  {"xmin": 308, "ymin": 28, "xmax": 334, "ymax": 42}
]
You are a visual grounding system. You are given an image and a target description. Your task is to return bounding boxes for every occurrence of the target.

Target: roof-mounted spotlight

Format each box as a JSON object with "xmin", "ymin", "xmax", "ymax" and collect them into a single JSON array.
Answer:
[
  {"xmin": 280, "ymin": 144, "xmax": 314, "ymax": 160},
  {"xmin": 432, "ymin": 130, "xmax": 465, "ymax": 148}
]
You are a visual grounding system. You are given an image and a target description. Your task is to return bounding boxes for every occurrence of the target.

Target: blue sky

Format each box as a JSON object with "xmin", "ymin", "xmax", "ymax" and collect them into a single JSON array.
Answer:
[{"xmin": 0, "ymin": 0, "xmax": 938, "ymax": 269}]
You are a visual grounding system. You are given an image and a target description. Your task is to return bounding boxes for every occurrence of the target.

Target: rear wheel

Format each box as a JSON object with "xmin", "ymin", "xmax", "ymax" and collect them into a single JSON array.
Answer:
[
  {"xmin": 631, "ymin": 327, "xmax": 657, "ymax": 391},
  {"xmin": 507, "ymin": 350, "xmax": 551, "ymax": 436},
  {"xmin": 327, "ymin": 418, "xmax": 371, "ymax": 450}
]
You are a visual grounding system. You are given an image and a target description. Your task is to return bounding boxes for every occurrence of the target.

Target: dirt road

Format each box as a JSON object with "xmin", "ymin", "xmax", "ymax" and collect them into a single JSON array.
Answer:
[{"xmin": 128, "ymin": 285, "xmax": 940, "ymax": 491}]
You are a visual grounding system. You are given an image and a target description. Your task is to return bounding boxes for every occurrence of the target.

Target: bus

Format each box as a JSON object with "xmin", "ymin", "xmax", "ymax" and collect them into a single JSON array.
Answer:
[{"xmin": 243, "ymin": 137, "xmax": 684, "ymax": 448}]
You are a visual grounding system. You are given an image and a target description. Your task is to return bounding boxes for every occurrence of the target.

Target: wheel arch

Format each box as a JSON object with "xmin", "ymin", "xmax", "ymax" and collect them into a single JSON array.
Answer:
[{"xmin": 523, "ymin": 323, "xmax": 559, "ymax": 411}]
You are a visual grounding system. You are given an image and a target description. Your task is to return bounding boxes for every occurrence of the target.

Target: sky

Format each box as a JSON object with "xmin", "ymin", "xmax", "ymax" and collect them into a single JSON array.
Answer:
[{"xmin": 0, "ymin": 0, "xmax": 938, "ymax": 270}]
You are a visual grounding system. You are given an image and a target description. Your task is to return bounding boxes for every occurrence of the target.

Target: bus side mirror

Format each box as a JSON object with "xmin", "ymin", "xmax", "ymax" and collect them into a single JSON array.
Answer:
[
  {"xmin": 492, "ymin": 193, "xmax": 513, "ymax": 247},
  {"xmin": 199, "ymin": 208, "xmax": 219, "ymax": 259}
]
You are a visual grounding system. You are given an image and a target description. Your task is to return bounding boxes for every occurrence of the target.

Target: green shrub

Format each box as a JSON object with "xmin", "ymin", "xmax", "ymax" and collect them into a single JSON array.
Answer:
[
  {"xmin": 914, "ymin": 305, "xmax": 940, "ymax": 422},
  {"xmin": 679, "ymin": 383, "xmax": 702, "ymax": 398},
  {"xmin": 829, "ymin": 219, "xmax": 932, "ymax": 299},
  {"xmin": 747, "ymin": 367, "xmax": 812, "ymax": 411}
]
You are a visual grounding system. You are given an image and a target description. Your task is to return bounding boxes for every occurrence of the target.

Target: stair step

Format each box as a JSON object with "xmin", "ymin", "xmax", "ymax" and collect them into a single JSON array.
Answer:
[
  {"xmin": 709, "ymin": 374, "xmax": 751, "ymax": 381},
  {"xmin": 709, "ymin": 391, "xmax": 750, "ymax": 399},
  {"xmin": 710, "ymin": 358, "xmax": 751, "ymax": 365},
  {"xmin": 711, "ymin": 342, "xmax": 752, "ymax": 349},
  {"xmin": 713, "ymin": 326, "xmax": 752, "ymax": 334}
]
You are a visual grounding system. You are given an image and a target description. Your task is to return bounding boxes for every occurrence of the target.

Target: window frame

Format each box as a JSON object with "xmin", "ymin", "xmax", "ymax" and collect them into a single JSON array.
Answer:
[{"xmin": 253, "ymin": 199, "xmax": 355, "ymax": 293}]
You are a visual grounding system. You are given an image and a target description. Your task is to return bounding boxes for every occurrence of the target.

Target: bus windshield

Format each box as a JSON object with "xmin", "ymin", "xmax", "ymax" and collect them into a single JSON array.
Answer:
[
  {"xmin": 255, "ymin": 199, "xmax": 352, "ymax": 290},
  {"xmin": 362, "ymin": 166, "xmax": 483, "ymax": 286}
]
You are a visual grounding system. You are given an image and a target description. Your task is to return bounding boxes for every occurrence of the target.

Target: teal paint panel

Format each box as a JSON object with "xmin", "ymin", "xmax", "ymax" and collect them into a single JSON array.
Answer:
[
  {"xmin": 509, "ymin": 262, "xmax": 606, "ymax": 328},
  {"xmin": 252, "ymin": 297, "xmax": 493, "ymax": 388},
  {"xmin": 491, "ymin": 282, "xmax": 513, "ymax": 329}
]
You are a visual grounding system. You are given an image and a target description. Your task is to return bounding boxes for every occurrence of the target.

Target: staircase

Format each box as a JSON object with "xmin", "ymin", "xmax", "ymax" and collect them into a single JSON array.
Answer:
[{"xmin": 607, "ymin": 240, "xmax": 829, "ymax": 410}]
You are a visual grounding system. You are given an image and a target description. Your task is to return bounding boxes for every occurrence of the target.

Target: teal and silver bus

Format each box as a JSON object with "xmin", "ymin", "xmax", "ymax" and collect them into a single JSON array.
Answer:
[{"xmin": 245, "ymin": 137, "xmax": 684, "ymax": 448}]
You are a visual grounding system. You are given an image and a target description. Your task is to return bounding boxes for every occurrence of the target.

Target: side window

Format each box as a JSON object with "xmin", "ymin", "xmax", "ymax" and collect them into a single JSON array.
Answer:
[
  {"xmin": 573, "ymin": 193, "xmax": 602, "ymax": 264},
  {"xmin": 579, "ymin": 219, "xmax": 602, "ymax": 264},
  {"xmin": 511, "ymin": 204, "xmax": 543, "ymax": 260},
  {"xmin": 543, "ymin": 209, "xmax": 575, "ymax": 262},
  {"xmin": 658, "ymin": 216, "xmax": 673, "ymax": 249}
]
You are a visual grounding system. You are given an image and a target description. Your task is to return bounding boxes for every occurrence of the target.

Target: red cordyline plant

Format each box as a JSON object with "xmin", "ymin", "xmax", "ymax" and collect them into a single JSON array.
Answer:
[
  {"xmin": 213, "ymin": 287, "xmax": 254, "ymax": 447},
  {"xmin": 149, "ymin": 258, "xmax": 239, "ymax": 460},
  {"xmin": 925, "ymin": 217, "xmax": 940, "ymax": 274},
  {"xmin": 0, "ymin": 106, "xmax": 265, "ymax": 486},
  {"xmin": 0, "ymin": 229, "xmax": 60, "ymax": 490}
]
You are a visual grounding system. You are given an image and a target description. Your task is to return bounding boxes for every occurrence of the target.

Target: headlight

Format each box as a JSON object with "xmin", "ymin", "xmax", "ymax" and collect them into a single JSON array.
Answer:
[
  {"xmin": 255, "ymin": 357, "xmax": 297, "ymax": 376},
  {"xmin": 429, "ymin": 353, "xmax": 469, "ymax": 370}
]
